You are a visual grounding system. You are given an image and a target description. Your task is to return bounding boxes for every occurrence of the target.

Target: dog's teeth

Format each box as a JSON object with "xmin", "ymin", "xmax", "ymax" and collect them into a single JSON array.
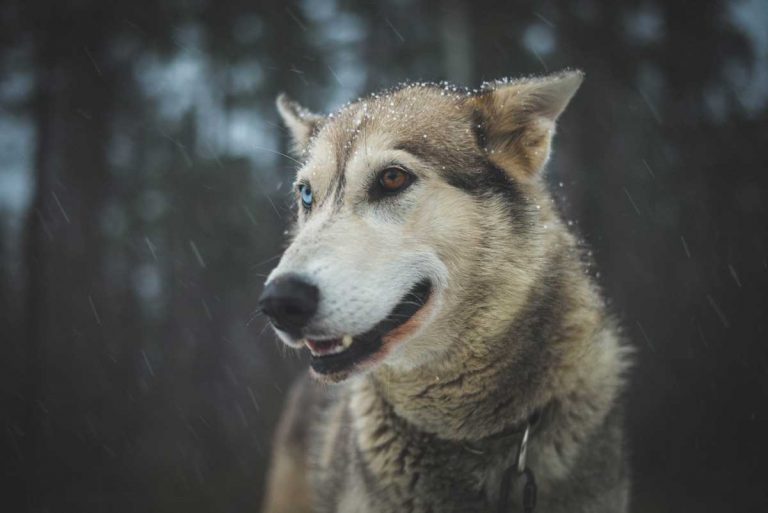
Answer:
[{"xmin": 305, "ymin": 338, "xmax": 351, "ymax": 357}]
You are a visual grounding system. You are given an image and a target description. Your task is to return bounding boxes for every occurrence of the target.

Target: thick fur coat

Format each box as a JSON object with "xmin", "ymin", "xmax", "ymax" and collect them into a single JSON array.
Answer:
[{"xmin": 260, "ymin": 71, "xmax": 631, "ymax": 513}]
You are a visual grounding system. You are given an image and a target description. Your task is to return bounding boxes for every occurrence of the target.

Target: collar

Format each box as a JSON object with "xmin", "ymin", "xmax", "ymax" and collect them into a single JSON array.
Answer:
[
  {"xmin": 457, "ymin": 409, "xmax": 544, "ymax": 513},
  {"xmin": 460, "ymin": 408, "xmax": 545, "ymax": 457},
  {"xmin": 495, "ymin": 411, "xmax": 543, "ymax": 513}
]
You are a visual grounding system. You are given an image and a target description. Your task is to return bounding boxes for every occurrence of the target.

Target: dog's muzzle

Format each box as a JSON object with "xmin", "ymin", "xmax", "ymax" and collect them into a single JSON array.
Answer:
[{"xmin": 259, "ymin": 271, "xmax": 435, "ymax": 380}]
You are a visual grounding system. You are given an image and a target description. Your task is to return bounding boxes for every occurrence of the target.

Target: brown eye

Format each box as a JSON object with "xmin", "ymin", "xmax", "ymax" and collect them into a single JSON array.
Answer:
[{"xmin": 378, "ymin": 167, "xmax": 411, "ymax": 193}]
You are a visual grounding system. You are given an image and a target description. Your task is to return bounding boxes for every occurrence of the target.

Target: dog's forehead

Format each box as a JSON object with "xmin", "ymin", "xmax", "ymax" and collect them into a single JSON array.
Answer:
[
  {"xmin": 336, "ymin": 85, "xmax": 471, "ymax": 141},
  {"xmin": 301, "ymin": 86, "xmax": 474, "ymax": 182}
]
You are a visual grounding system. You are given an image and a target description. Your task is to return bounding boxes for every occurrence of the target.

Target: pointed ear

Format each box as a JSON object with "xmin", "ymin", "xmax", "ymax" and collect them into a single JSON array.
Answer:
[
  {"xmin": 276, "ymin": 93, "xmax": 324, "ymax": 156},
  {"xmin": 470, "ymin": 70, "xmax": 583, "ymax": 180}
]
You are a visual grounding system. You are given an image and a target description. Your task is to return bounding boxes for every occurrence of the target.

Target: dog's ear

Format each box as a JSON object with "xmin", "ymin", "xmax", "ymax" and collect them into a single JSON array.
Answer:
[
  {"xmin": 276, "ymin": 93, "xmax": 324, "ymax": 156},
  {"xmin": 470, "ymin": 70, "xmax": 583, "ymax": 180}
]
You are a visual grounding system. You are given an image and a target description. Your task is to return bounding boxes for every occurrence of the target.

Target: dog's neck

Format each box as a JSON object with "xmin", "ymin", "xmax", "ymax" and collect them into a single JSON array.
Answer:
[{"xmin": 365, "ymin": 255, "xmax": 622, "ymax": 443}]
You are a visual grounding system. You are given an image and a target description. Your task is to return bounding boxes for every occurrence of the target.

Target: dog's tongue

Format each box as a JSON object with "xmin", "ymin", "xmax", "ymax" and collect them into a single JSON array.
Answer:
[{"xmin": 306, "ymin": 338, "xmax": 339, "ymax": 353}]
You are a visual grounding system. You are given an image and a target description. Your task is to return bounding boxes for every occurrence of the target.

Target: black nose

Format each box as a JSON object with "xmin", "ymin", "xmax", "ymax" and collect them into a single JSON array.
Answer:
[{"xmin": 259, "ymin": 274, "xmax": 319, "ymax": 333}]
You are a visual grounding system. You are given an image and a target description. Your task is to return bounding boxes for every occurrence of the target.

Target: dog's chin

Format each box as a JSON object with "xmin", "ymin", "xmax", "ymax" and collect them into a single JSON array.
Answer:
[{"xmin": 279, "ymin": 279, "xmax": 435, "ymax": 383}]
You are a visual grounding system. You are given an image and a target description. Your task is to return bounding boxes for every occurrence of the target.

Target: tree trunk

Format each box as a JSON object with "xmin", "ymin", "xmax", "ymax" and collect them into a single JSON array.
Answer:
[{"xmin": 21, "ymin": 5, "xmax": 117, "ymax": 509}]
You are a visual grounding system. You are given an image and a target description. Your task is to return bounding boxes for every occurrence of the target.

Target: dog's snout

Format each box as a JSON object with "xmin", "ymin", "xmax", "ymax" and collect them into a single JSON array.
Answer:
[{"xmin": 259, "ymin": 274, "xmax": 319, "ymax": 333}]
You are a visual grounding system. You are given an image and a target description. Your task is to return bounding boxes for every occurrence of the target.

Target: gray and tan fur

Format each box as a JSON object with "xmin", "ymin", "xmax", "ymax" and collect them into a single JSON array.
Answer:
[{"xmin": 261, "ymin": 71, "xmax": 631, "ymax": 513}]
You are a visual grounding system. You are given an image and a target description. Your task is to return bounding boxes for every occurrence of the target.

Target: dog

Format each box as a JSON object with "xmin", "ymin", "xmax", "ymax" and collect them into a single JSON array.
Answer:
[{"xmin": 259, "ymin": 70, "xmax": 631, "ymax": 513}]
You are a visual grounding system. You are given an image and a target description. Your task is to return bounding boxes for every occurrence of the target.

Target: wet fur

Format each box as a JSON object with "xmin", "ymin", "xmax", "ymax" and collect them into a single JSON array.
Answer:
[{"xmin": 262, "ymin": 72, "xmax": 631, "ymax": 512}]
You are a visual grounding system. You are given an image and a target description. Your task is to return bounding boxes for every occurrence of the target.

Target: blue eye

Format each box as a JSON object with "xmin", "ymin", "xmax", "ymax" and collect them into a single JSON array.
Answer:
[{"xmin": 299, "ymin": 184, "xmax": 313, "ymax": 209}]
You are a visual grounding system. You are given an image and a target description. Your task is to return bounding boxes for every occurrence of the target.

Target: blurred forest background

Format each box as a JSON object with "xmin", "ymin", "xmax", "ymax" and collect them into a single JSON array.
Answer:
[{"xmin": 0, "ymin": 0, "xmax": 766, "ymax": 511}]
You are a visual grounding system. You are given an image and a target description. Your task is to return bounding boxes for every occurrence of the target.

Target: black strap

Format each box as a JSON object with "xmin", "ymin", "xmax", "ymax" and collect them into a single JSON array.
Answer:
[
  {"xmin": 497, "ymin": 413, "xmax": 540, "ymax": 513},
  {"xmin": 497, "ymin": 464, "xmax": 537, "ymax": 513},
  {"xmin": 522, "ymin": 467, "xmax": 538, "ymax": 513}
]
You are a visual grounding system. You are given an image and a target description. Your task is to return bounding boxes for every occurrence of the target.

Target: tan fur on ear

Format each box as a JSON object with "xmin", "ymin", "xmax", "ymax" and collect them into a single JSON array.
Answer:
[
  {"xmin": 276, "ymin": 93, "xmax": 324, "ymax": 156},
  {"xmin": 471, "ymin": 70, "xmax": 583, "ymax": 180}
]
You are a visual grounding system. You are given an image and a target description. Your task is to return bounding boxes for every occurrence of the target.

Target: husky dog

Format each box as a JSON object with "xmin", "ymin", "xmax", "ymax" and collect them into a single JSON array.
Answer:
[{"xmin": 259, "ymin": 70, "xmax": 630, "ymax": 513}]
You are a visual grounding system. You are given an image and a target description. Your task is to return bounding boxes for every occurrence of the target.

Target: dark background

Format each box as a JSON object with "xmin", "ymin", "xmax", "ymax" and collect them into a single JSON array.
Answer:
[{"xmin": 1, "ymin": 0, "xmax": 766, "ymax": 511}]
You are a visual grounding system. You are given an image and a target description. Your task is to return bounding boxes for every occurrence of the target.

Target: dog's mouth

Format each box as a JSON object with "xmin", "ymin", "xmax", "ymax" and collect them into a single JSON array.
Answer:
[{"xmin": 303, "ymin": 279, "xmax": 433, "ymax": 379}]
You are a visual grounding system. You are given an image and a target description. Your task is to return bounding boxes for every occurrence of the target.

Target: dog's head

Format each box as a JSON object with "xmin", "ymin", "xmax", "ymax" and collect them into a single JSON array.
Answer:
[{"xmin": 260, "ymin": 71, "xmax": 583, "ymax": 382}]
